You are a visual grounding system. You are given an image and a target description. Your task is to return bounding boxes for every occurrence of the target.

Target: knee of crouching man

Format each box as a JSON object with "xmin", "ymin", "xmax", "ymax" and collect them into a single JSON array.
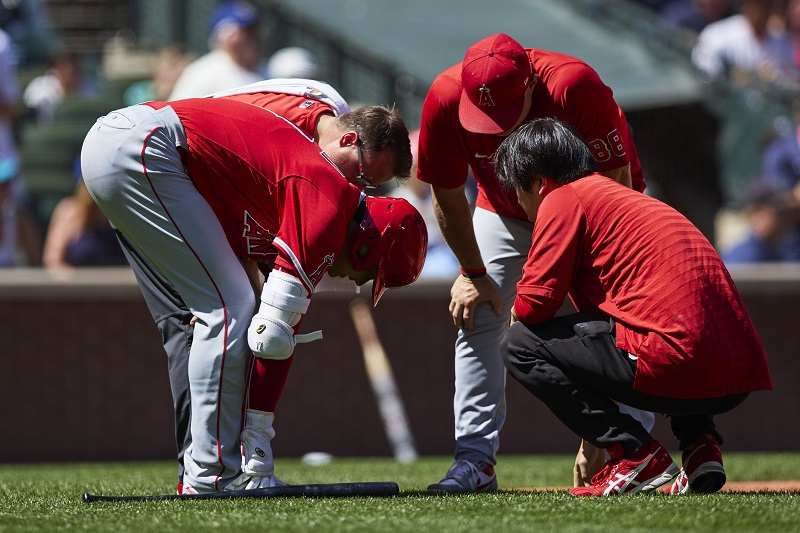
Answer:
[{"xmin": 501, "ymin": 321, "xmax": 530, "ymax": 370}]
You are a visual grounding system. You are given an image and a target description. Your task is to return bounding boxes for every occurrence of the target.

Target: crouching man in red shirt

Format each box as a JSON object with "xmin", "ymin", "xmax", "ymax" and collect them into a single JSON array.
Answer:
[{"xmin": 495, "ymin": 118, "xmax": 772, "ymax": 497}]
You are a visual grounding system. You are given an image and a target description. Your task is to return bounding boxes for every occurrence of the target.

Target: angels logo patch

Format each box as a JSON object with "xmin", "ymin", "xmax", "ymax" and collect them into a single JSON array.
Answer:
[
  {"xmin": 242, "ymin": 210, "xmax": 277, "ymax": 257},
  {"xmin": 308, "ymin": 253, "xmax": 335, "ymax": 285}
]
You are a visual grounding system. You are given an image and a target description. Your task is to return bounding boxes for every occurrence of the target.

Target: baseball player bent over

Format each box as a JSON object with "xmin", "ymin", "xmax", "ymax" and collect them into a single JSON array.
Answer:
[
  {"xmin": 418, "ymin": 33, "xmax": 653, "ymax": 492},
  {"xmin": 80, "ymin": 97, "xmax": 426, "ymax": 493},
  {"xmin": 494, "ymin": 118, "xmax": 771, "ymax": 496},
  {"xmin": 116, "ymin": 79, "xmax": 411, "ymax": 491}
]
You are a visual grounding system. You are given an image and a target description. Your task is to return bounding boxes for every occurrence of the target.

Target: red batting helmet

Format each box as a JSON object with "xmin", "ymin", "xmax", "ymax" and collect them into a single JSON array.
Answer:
[{"xmin": 349, "ymin": 195, "xmax": 428, "ymax": 306}]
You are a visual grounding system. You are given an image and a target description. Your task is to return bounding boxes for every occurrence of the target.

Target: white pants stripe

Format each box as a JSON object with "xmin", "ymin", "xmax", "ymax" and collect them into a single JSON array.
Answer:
[{"xmin": 81, "ymin": 104, "xmax": 254, "ymax": 491}]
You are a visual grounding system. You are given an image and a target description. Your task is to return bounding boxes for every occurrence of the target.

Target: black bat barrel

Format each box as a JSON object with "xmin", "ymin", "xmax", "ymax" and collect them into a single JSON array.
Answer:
[{"xmin": 83, "ymin": 481, "xmax": 399, "ymax": 503}]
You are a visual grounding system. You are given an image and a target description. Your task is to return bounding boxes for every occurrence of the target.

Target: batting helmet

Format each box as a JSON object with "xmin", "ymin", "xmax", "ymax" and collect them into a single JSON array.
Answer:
[{"xmin": 349, "ymin": 195, "xmax": 428, "ymax": 306}]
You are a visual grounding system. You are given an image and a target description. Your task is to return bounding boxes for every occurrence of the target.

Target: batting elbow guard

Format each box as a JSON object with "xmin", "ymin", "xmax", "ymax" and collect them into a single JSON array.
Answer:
[{"xmin": 247, "ymin": 270, "xmax": 322, "ymax": 359}]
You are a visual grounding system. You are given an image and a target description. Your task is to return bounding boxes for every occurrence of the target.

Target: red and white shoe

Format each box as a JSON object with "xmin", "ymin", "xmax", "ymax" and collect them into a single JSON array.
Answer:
[
  {"xmin": 670, "ymin": 434, "xmax": 726, "ymax": 495},
  {"xmin": 570, "ymin": 439, "xmax": 679, "ymax": 497}
]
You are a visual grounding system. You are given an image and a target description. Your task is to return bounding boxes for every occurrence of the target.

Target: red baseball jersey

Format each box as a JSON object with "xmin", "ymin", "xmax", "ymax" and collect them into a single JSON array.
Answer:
[
  {"xmin": 221, "ymin": 92, "xmax": 335, "ymax": 138},
  {"xmin": 147, "ymin": 98, "xmax": 361, "ymax": 292},
  {"xmin": 417, "ymin": 49, "xmax": 644, "ymax": 221},
  {"xmin": 514, "ymin": 174, "xmax": 771, "ymax": 399}
]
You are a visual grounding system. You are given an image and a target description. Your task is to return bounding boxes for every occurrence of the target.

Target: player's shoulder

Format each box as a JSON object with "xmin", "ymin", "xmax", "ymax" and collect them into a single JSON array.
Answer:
[
  {"xmin": 426, "ymin": 62, "xmax": 462, "ymax": 105},
  {"xmin": 532, "ymin": 49, "xmax": 604, "ymax": 93},
  {"xmin": 279, "ymin": 156, "xmax": 361, "ymax": 211},
  {"xmin": 544, "ymin": 174, "xmax": 612, "ymax": 208}
]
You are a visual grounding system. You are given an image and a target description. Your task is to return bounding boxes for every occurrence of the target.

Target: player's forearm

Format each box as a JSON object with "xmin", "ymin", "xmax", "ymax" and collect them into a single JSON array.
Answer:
[
  {"xmin": 601, "ymin": 164, "xmax": 632, "ymax": 189},
  {"xmin": 431, "ymin": 184, "xmax": 484, "ymax": 271},
  {"xmin": 241, "ymin": 258, "xmax": 265, "ymax": 297}
]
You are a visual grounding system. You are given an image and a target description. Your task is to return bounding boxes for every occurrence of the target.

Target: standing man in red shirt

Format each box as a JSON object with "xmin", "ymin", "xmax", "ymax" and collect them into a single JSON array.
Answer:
[
  {"xmin": 116, "ymin": 79, "xmax": 412, "ymax": 491},
  {"xmin": 80, "ymin": 98, "xmax": 426, "ymax": 494},
  {"xmin": 495, "ymin": 118, "xmax": 771, "ymax": 496},
  {"xmin": 419, "ymin": 33, "xmax": 649, "ymax": 492}
]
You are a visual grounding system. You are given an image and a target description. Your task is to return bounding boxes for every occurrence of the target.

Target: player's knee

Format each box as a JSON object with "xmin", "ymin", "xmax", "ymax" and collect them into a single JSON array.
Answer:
[{"xmin": 501, "ymin": 322, "xmax": 543, "ymax": 371}]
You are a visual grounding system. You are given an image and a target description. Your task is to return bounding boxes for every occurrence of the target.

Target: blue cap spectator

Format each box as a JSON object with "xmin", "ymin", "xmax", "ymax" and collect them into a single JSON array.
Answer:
[{"xmin": 209, "ymin": 1, "xmax": 260, "ymax": 34}]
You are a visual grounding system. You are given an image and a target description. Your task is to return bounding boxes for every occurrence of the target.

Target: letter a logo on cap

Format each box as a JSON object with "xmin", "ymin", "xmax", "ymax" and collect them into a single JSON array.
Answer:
[{"xmin": 478, "ymin": 85, "xmax": 495, "ymax": 108}]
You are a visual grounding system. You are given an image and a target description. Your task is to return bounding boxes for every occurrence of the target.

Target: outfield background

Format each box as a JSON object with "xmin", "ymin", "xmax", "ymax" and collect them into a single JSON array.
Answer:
[
  {"xmin": 1, "ymin": 266, "xmax": 798, "ymax": 463},
  {"xmin": 1, "ymin": 0, "xmax": 800, "ymax": 519}
]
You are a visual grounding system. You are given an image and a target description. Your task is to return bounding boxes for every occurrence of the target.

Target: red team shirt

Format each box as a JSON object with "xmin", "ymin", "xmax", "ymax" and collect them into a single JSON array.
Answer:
[
  {"xmin": 147, "ymin": 97, "xmax": 361, "ymax": 292},
  {"xmin": 514, "ymin": 175, "xmax": 772, "ymax": 400},
  {"xmin": 222, "ymin": 91, "xmax": 335, "ymax": 138},
  {"xmin": 417, "ymin": 49, "xmax": 644, "ymax": 220}
]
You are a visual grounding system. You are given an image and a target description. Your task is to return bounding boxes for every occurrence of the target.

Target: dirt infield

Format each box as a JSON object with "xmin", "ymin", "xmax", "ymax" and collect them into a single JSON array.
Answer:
[
  {"xmin": 513, "ymin": 481, "xmax": 800, "ymax": 494},
  {"xmin": 712, "ymin": 480, "xmax": 800, "ymax": 493}
]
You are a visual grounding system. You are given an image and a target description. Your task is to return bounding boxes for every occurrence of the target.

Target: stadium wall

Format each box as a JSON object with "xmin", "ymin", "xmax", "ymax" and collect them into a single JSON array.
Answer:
[{"xmin": 0, "ymin": 267, "xmax": 797, "ymax": 462}]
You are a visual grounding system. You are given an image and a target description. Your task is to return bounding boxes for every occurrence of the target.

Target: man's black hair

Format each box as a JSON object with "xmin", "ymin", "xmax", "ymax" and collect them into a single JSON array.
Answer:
[{"xmin": 494, "ymin": 118, "xmax": 596, "ymax": 191}]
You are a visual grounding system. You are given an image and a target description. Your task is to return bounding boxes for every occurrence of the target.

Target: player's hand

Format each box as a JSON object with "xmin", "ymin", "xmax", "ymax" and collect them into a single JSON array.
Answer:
[
  {"xmin": 449, "ymin": 274, "xmax": 502, "ymax": 330},
  {"xmin": 573, "ymin": 439, "xmax": 608, "ymax": 487}
]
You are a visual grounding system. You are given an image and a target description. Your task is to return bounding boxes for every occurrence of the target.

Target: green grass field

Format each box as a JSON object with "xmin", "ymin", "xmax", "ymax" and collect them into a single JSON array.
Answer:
[{"xmin": 2, "ymin": 454, "xmax": 799, "ymax": 532}]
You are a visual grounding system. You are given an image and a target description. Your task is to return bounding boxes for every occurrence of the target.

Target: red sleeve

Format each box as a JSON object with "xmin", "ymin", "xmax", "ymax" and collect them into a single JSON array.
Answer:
[
  {"xmin": 514, "ymin": 186, "xmax": 585, "ymax": 325},
  {"xmin": 416, "ymin": 74, "xmax": 470, "ymax": 188},
  {"xmin": 222, "ymin": 92, "xmax": 334, "ymax": 138},
  {"xmin": 271, "ymin": 176, "xmax": 349, "ymax": 293},
  {"xmin": 557, "ymin": 67, "xmax": 631, "ymax": 173}
]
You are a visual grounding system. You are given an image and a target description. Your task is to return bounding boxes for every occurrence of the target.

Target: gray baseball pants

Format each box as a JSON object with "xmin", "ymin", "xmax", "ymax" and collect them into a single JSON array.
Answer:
[
  {"xmin": 80, "ymin": 104, "xmax": 253, "ymax": 491},
  {"xmin": 455, "ymin": 207, "xmax": 654, "ymax": 464}
]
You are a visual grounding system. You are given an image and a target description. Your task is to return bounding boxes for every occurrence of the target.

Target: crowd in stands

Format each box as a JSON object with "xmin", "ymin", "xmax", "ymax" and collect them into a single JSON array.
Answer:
[
  {"xmin": 638, "ymin": 0, "xmax": 800, "ymax": 262},
  {"xmin": 2, "ymin": 0, "xmax": 800, "ymax": 275}
]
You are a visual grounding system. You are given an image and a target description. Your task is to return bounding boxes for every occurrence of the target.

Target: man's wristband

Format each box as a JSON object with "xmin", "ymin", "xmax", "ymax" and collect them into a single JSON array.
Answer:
[{"xmin": 460, "ymin": 266, "xmax": 487, "ymax": 279}]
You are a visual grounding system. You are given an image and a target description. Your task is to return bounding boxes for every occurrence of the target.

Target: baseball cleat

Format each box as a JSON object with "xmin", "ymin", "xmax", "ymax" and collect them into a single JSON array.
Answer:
[
  {"xmin": 226, "ymin": 472, "xmax": 287, "ymax": 491},
  {"xmin": 670, "ymin": 433, "xmax": 726, "ymax": 495},
  {"xmin": 427, "ymin": 459, "xmax": 497, "ymax": 493},
  {"xmin": 180, "ymin": 483, "xmax": 199, "ymax": 495},
  {"xmin": 570, "ymin": 439, "xmax": 678, "ymax": 497}
]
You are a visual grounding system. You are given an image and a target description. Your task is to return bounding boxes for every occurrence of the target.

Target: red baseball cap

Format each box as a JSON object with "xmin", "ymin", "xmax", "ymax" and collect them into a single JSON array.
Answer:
[{"xmin": 459, "ymin": 33, "xmax": 533, "ymax": 135}]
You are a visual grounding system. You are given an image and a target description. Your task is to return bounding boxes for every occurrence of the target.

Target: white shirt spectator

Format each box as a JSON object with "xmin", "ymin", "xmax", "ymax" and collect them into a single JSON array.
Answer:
[
  {"xmin": 0, "ymin": 28, "xmax": 19, "ymax": 182},
  {"xmin": 693, "ymin": 14, "xmax": 795, "ymax": 80},
  {"xmin": 168, "ymin": 49, "xmax": 262, "ymax": 100},
  {"xmin": 23, "ymin": 71, "xmax": 63, "ymax": 122},
  {"xmin": 266, "ymin": 47, "xmax": 319, "ymax": 80}
]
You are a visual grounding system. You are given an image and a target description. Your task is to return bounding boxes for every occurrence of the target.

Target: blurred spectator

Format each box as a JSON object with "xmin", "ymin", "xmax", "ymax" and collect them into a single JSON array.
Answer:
[
  {"xmin": 23, "ymin": 51, "xmax": 91, "ymax": 123},
  {"xmin": 762, "ymin": 109, "xmax": 800, "ymax": 190},
  {"xmin": 124, "ymin": 47, "xmax": 189, "ymax": 106},
  {"xmin": 169, "ymin": 1, "xmax": 263, "ymax": 100},
  {"xmin": 393, "ymin": 130, "xmax": 458, "ymax": 279},
  {"xmin": 266, "ymin": 46, "xmax": 319, "ymax": 79},
  {"xmin": 0, "ymin": 26, "xmax": 18, "ymax": 267},
  {"xmin": 0, "ymin": 28, "xmax": 18, "ymax": 188},
  {"xmin": 0, "ymin": 0, "xmax": 56, "ymax": 65},
  {"xmin": 0, "ymin": 27, "xmax": 40, "ymax": 266},
  {"xmin": 1, "ymin": 178, "xmax": 41, "ymax": 266},
  {"xmin": 722, "ymin": 182, "xmax": 800, "ymax": 262},
  {"xmin": 631, "ymin": 0, "xmax": 676, "ymax": 11},
  {"xmin": 692, "ymin": 0, "xmax": 797, "ymax": 84},
  {"xmin": 43, "ymin": 181, "xmax": 126, "ymax": 268},
  {"xmin": 661, "ymin": 0, "xmax": 733, "ymax": 33},
  {"xmin": 786, "ymin": 0, "xmax": 800, "ymax": 71}
]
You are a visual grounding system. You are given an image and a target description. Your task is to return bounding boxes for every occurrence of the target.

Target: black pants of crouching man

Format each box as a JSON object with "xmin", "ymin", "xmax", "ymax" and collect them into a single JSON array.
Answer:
[{"xmin": 502, "ymin": 313, "xmax": 748, "ymax": 454}]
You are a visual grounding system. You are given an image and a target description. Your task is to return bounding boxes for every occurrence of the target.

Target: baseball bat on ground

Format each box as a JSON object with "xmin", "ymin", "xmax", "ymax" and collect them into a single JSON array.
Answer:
[
  {"xmin": 349, "ymin": 297, "xmax": 418, "ymax": 463},
  {"xmin": 82, "ymin": 481, "xmax": 399, "ymax": 503}
]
